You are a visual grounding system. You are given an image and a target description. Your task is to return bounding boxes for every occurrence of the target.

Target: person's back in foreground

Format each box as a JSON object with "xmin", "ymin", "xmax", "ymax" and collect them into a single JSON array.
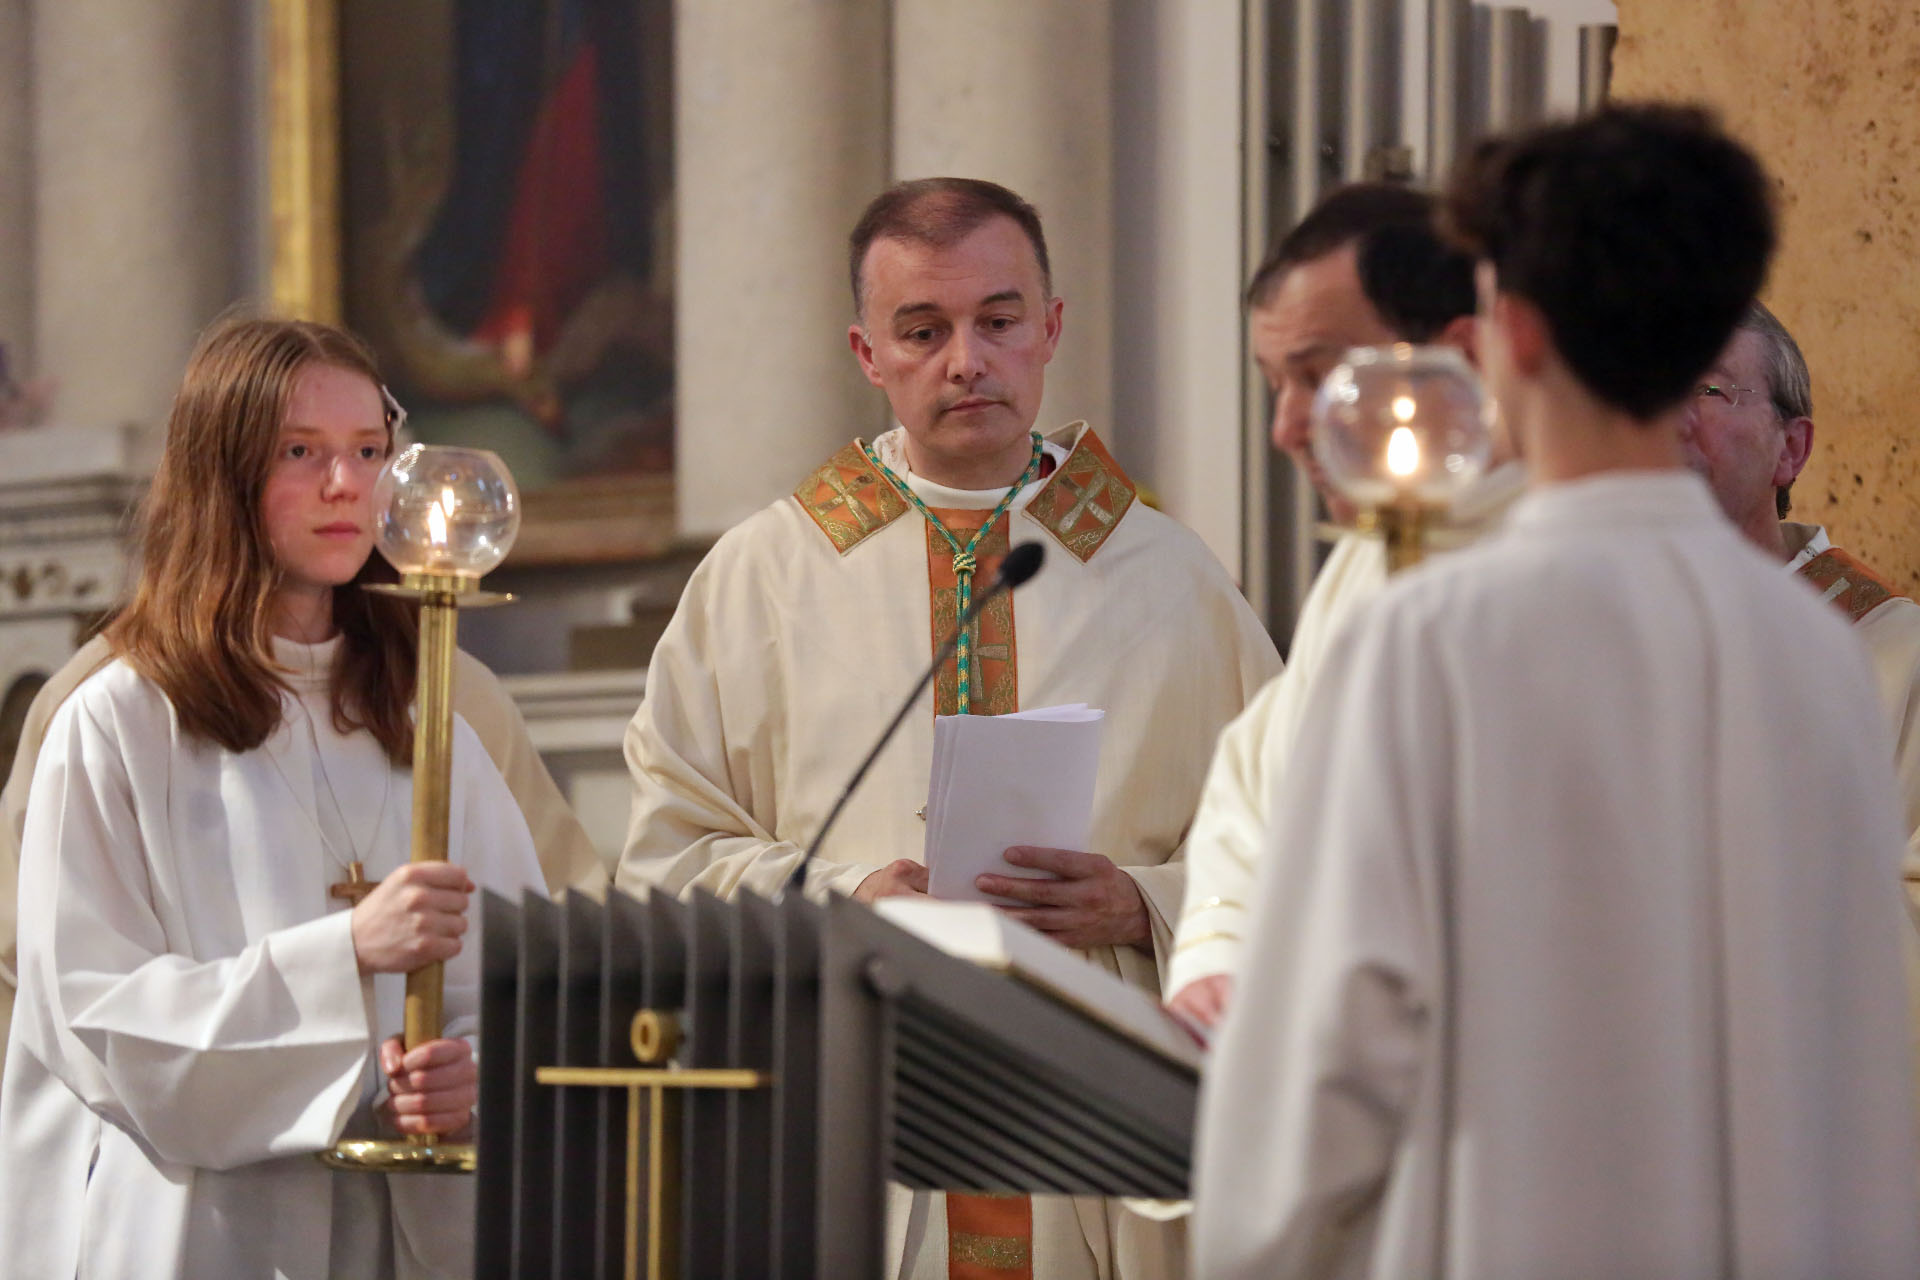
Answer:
[{"xmin": 1192, "ymin": 102, "xmax": 1920, "ymax": 1279}]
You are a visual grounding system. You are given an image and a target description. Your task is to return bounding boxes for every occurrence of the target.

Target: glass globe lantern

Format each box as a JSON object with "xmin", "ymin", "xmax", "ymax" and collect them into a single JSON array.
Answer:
[
  {"xmin": 373, "ymin": 444, "xmax": 520, "ymax": 585},
  {"xmin": 1310, "ymin": 344, "xmax": 1495, "ymax": 570}
]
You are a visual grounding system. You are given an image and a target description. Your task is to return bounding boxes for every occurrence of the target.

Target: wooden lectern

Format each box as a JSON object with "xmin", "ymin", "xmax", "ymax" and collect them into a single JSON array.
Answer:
[{"xmin": 476, "ymin": 887, "xmax": 1198, "ymax": 1279}]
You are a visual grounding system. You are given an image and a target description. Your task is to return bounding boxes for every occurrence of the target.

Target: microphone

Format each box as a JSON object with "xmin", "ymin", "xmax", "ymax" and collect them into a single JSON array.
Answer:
[{"xmin": 781, "ymin": 541, "xmax": 1046, "ymax": 898}]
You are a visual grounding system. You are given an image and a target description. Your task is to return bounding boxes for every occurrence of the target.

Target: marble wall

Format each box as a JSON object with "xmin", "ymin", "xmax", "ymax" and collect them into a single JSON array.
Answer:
[{"xmin": 1615, "ymin": 0, "xmax": 1920, "ymax": 587}]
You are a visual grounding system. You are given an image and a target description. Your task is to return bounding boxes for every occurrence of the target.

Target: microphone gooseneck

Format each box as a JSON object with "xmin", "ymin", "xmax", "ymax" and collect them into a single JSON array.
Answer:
[{"xmin": 780, "ymin": 541, "xmax": 1048, "ymax": 899}]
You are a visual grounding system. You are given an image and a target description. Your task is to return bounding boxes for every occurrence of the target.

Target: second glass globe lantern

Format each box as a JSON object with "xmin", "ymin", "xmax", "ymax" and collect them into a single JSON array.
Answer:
[
  {"xmin": 322, "ymin": 444, "xmax": 520, "ymax": 1175},
  {"xmin": 1310, "ymin": 344, "xmax": 1495, "ymax": 572}
]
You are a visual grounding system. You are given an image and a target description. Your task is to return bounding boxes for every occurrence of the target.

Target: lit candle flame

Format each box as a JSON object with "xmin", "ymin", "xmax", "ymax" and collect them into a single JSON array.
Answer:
[
  {"xmin": 426, "ymin": 501, "xmax": 447, "ymax": 548},
  {"xmin": 1391, "ymin": 394, "xmax": 1417, "ymax": 424},
  {"xmin": 1386, "ymin": 426, "xmax": 1420, "ymax": 478}
]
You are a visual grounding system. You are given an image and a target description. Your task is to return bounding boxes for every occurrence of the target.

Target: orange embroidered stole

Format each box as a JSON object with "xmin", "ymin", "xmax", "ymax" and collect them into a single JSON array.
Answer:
[
  {"xmin": 921, "ymin": 506, "xmax": 1033, "ymax": 1277},
  {"xmin": 1797, "ymin": 546, "xmax": 1906, "ymax": 624},
  {"xmin": 925, "ymin": 508, "xmax": 1019, "ymax": 718},
  {"xmin": 947, "ymin": 1191, "xmax": 1034, "ymax": 1278}
]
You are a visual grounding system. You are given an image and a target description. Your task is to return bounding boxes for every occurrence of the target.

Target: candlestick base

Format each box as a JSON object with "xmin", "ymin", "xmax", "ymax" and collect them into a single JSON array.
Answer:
[{"xmin": 319, "ymin": 1137, "xmax": 476, "ymax": 1174}]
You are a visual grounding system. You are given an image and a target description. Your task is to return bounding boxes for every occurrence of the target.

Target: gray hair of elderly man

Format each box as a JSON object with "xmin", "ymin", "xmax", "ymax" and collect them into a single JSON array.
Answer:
[{"xmin": 1739, "ymin": 300, "xmax": 1812, "ymax": 518}]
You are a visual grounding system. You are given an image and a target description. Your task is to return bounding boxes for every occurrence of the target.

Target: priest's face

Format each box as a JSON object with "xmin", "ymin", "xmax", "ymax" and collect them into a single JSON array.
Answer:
[
  {"xmin": 1678, "ymin": 328, "xmax": 1811, "ymax": 543},
  {"xmin": 849, "ymin": 217, "xmax": 1064, "ymax": 489},
  {"xmin": 260, "ymin": 363, "xmax": 390, "ymax": 602},
  {"xmin": 1250, "ymin": 244, "xmax": 1400, "ymax": 524}
]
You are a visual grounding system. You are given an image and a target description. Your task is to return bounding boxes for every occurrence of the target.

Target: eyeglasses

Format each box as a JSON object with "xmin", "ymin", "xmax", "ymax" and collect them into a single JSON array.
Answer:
[{"xmin": 1692, "ymin": 381, "xmax": 1770, "ymax": 411}]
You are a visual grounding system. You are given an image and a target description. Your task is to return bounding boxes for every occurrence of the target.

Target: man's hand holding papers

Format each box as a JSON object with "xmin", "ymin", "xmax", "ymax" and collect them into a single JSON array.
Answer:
[
  {"xmin": 977, "ymin": 846, "xmax": 1150, "ymax": 950},
  {"xmin": 917, "ymin": 703, "xmax": 1147, "ymax": 950},
  {"xmin": 855, "ymin": 857, "xmax": 930, "ymax": 903}
]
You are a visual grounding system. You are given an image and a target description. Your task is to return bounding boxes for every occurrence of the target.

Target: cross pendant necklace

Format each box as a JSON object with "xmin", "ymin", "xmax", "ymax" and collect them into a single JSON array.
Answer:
[
  {"xmin": 264, "ymin": 657, "xmax": 395, "ymax": 911},
  {"xmin": 329, "ymin": 861, "xmax": 376, "ymax": 906}
]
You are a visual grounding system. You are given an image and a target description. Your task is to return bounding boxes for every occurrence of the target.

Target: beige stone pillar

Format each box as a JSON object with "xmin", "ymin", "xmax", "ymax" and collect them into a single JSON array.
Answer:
[
  {"xmin": 1614, "ymin": 0, "xmax": 1920, "ymax": 588},
  {"xmin": 0, "ymin": 0, "xmax": 31, "ymax": 374},
  {"xmin": 674, "ymin": 0, "xmax": 890, "ymax": 539},
  {"xmin": 32, "ymin": 0, "xmax": 243, "ymax": 444},
  {"xmin": 891, "ymin": 0, "xmax": 1114, "ymax": 444}
]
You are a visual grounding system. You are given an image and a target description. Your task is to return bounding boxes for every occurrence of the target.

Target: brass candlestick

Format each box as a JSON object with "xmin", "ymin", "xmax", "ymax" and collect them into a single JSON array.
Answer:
[{"xmin": 321, "ymin": 445, "xmax": 520, "ymax": 1175}]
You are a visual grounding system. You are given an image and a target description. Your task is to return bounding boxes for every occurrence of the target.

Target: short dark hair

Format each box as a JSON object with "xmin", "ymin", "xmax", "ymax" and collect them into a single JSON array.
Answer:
[
  {"xmin": 848, "ymin": 178, "xmax": 1051, "ymax": 317},
  {"xmin": 1445, "ymin": 103, "xmax": 1776, "ymax": 421},
  {"xmin": 1736, "ymin": 300, "xmax": 1813, "ymax": 518},
  {"xmin": 1246, "ymin": 183, "xmax": 1475, "ymax": 342}
]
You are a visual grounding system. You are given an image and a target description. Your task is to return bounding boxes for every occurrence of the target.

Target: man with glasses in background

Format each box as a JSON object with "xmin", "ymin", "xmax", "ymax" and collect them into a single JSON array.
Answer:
[{"xmin": 1682, "ymin": 300, "xmax": 1920, "ymax": 1088}]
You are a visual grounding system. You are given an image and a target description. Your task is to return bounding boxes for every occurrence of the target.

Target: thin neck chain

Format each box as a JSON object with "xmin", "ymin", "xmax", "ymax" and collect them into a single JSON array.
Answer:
[
  {"xmin": 299, "ymin": 696, "xmax": 394, "ymax": 872},
  {"xmin": 264, "ymin": 648, "xmax": 395, "ymax": 883},
  {"xmin": 863, "ymin": 432, "xmax": 1044, "ymax": 715}
]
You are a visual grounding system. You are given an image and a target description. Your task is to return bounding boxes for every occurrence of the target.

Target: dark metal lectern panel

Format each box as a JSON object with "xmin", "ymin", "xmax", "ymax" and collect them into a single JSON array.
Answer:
[
  {"xmin": 768, "ymin": 895, "xmax": 822, "ymax": 1278},
  {"xmin": 725, "ymin": 893, "xmax": 779, "ymax": 1277},
  {"xmin": 824, "ymin": 895, "xmax": 1198, "ymax": 1202},
  {"xmin": 479, "ymin": 887, "xmax": 1197, "ymax": 1280},
  {"xmin": 476, "ymin": 891, "xmax": 519, "ymax": 1278},
  {"xmin": 550, "ymin": 895, "xmax": 605, "ymax": 1278},
  {"xmin": 681, "ymin": 891, "xmax": 733, "ymax": 1277},
  {"xmin": 511, "ymin": 895, "xmax": 560, "ymax": 1277},
  {"xmin": 597, "ymin": 893, "xmax": 647, "ymax": 1279}
]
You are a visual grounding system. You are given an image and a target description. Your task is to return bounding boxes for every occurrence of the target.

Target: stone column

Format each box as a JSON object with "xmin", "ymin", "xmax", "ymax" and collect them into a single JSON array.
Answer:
[
  {"xmin": 0, "ymin": 0, "xmax": 32, "ymax": 374},
  {"xmin": 32, "ymin": 0, "xmax": 244, "ymax": 447},
  {"xmin": 891, "ymin": 0, "xmax": 1114, "ymax": 444},
  {"xmin": 675, "ymin": 0, "xmax": 890, "ymax": 539}
]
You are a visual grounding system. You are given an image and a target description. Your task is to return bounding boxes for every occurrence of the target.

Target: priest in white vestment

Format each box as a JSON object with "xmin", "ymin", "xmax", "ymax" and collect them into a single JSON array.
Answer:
[
  {"xmin": 1163, "ymin": 184, "xmax": 1518, "ymax": 1027},
  {"xmin": 1677, "ymin": 301, "xmax": 1920, "ymax": 1104},
  {"xmin": 1194, "ymin": 106, "xmax": 1920, "ymax": 1278},
  {"xmin": 621, "ymin": 179, "xmax": 1279, "ymax": 1279}
]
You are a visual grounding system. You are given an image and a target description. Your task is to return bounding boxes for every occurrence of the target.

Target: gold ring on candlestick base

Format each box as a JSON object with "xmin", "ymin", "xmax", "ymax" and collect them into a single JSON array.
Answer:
[
  {"xmin": 364, "ymin": 574, "xmax": 515, "ymax": 608},
  {"xmin": 317, "ymin": 1138, "xmax": 477, "ymax": 1173},
  {"xmin": 1355, "ymin": 500, "xmax": 1436, "ymax": 575}
]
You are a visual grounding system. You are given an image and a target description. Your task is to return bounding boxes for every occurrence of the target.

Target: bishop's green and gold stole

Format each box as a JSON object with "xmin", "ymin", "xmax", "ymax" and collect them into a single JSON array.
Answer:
[{"xmin": 862, "ymin": 432, "xmax": 1044, "ymax": 715}]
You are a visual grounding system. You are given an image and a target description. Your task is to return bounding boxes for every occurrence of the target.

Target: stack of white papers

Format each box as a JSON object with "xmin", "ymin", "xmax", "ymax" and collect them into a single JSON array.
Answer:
[{"xmin": 923, "ymin": 703, "xmax": 1105, "ymax": 903}]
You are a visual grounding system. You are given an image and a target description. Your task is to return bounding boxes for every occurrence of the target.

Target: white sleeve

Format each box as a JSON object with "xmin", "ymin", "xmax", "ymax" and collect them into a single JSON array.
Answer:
[
  {"xmin": 1192, "ymin": 602, "xmax": 1439, "ymax": 1279},
  {"xmin": 1166, "ymin": 675, "xmax": 1288, "ymax": 996},
  {"xmin": 13, "ymin": 692, "xmax": 373, "ymax": 1171},
  {"xmin": 1167, "ymin": 534, "xmax": 1387, "ymax": 999},
  {"xmin": 616, "ymin": 548, "xmax": 876, "ymax": 903}
]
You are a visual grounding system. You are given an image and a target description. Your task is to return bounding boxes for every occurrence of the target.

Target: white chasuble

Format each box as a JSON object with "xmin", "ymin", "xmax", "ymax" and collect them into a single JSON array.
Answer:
[
  {"xmin": 621, "ymin": 422, "xmax": 1280, "ymax": 1279},
  {"xmin": 0, "ymin": 639, "xmax": 548, "ymax": 1279},
  {"xmin": 1194, "ymin": 473, "xmax": 1920, "ymax": 1279},
  {"xmin": 1168, "ymin": 463, "xmax": 1523, "ymax": 1000}
]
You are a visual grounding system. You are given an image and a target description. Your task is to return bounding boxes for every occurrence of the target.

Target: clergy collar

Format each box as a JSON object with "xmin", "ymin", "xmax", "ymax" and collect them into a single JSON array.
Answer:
[
  {"xmin": 870, "ymin": 424, "xmax": 1071, "ymax": 511},
  {"xmin": 1781, "ymin": 521, "xmax": 1830, "ymax": 572}
]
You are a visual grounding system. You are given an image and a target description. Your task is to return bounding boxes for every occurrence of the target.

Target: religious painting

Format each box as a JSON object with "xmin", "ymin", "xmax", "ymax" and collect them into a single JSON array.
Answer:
[{"xmin": 327, "ymin": 0, "xmax": 676, "ymax": 563}]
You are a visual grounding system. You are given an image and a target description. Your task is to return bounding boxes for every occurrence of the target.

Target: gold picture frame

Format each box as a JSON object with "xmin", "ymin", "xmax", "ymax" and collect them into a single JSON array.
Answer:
[{"xmin": 267, "ymin": 0, "xmax": 676, "ymax": 567}]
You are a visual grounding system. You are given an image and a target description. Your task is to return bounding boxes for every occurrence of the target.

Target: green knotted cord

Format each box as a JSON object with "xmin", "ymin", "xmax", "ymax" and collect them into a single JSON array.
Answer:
[{"xmin": 862, "ymin": 432, "xmax": 1045, "ymax": 714}]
